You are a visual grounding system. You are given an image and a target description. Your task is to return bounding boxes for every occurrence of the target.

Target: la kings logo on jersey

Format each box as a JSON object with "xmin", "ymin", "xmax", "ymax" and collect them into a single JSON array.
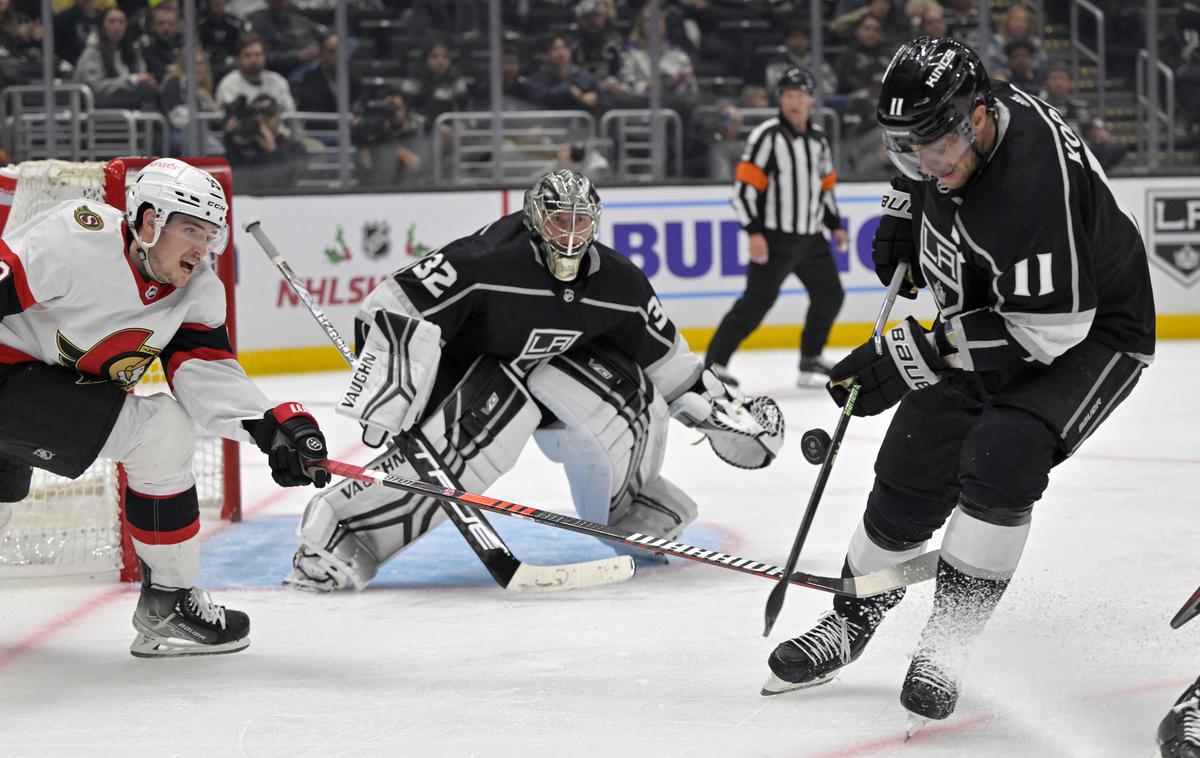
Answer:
[
  {"xmin": 918, "ymin": 215, "xmax": 964, "ymax": 315},
  {"xmin": 513, "ymin": 328, "xmax": 582, "ymax": 373},
  {"xmin": 1146, "ymin": 189, "xmax": 1200, "ymax": 287}
]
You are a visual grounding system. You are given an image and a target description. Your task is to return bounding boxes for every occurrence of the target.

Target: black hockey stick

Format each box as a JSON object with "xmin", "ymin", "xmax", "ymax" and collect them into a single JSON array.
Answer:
[
  {"xmin": 243, "ymin": 218, "xmax": 635, "ymax": 592},
  {"xmin": 320, "ymin": 458, "xmax": 941, "ymax": 597},
  {"xmin": 1171, "ymin": 584, "xmax": 1200, "ymax": 629},
  {"xmin": 762, "ymin": 263, "xmax": 911, "ymax": 636}
]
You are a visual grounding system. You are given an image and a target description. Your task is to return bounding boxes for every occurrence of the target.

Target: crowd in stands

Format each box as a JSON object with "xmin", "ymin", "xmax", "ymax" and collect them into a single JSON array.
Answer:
[{"xmin": 0, "ymin": 0, "xmax": 1192, "ymax": 191}]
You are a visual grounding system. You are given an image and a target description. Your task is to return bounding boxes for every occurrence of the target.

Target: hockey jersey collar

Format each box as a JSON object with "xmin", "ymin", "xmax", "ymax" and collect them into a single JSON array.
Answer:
[{"xmin": 121, "ymin": 220, "xmax": 177, "ymax": 305}]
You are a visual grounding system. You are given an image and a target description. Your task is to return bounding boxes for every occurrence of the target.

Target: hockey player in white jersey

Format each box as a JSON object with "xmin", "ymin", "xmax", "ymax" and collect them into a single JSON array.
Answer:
[
  {"xmin": 283, "ymin": 169, "xmax": 784, "ymax": 592},
  {"xmin": 0, "ymin": 158, "xmax": 330, "ymax": 657}
]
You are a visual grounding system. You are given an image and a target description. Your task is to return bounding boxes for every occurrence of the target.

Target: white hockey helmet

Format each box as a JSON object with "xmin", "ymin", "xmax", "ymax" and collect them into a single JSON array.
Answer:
[
  {"xmin": 126, "ymin": 158, "xmax": 230, "ymax": 255},
  {"xmin": 523, "ymin": 169, "xmax": 601, "ymax": 282}
]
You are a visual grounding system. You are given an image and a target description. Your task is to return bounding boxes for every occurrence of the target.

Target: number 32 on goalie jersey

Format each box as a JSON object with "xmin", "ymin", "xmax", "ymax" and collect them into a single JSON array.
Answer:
[{"xmin": 409, "ymin": 253, "xmax": 458, "ymax": 298}]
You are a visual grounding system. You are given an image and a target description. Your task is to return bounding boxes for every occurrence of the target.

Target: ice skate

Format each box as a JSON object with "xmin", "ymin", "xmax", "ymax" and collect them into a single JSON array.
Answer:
[
  {"xmin": 130, "ymin": 584, "xmax": 250, "ymax": 658},
  {"xmin": 762, "ymin": 610, "xmax": 880, "ymax": 695},
  {"xmin": 1158, "ymin": 676, "xmax": 1200, "ymax": 758},
  {"xmin": 797, "ymin": 355, "xmax": 834, "ymax": 388},
  {"xmin": 900, "ymin": 649, "xmax": 960, "ymax": 733}
]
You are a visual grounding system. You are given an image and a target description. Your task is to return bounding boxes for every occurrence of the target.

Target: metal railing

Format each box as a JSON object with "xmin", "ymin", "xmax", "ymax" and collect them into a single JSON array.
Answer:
[
  {"xmin": 1069, "ymin": 0, "xmax": 1107, "ymax": 121},
  {"xmin": 599, "ymin": 109, "xmax": 683, "ymax": 180},
  {"xmin": 0, "ymin": 84, "xmax": 94, "ymax": 161},
  {"xmin": 1136, "ymin": 48, "xmax": 1176, "ymax": 169},
  {"xmin": 433, "ymin": 110, "xmax": 596, "ymax": 186}
]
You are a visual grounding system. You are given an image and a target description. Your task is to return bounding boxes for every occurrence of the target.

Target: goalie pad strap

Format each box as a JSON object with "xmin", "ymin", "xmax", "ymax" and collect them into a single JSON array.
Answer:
[{"xmin": 337, "ymin": 310, "xmax": 441, "ymax": 435}]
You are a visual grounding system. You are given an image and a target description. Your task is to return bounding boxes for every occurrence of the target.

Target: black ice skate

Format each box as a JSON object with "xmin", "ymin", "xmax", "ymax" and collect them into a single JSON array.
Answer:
[
  {"xmin": 901, "ymin": 650, "xmax": 960, "ymax": 738},
  {"xmin": 1158, "ymin": 676, "xmax": 1200, "ymax": 758},
  {"xmin": 797, "ymin": 355, "xmax": 834, "ymax": 388},
  {"xmin": 762, "ymin": 611, "xmax": 880, "ymax": 695},
  {"xmin": 131, "ymin": 584, "xmax": 250, "ymax": 658}
]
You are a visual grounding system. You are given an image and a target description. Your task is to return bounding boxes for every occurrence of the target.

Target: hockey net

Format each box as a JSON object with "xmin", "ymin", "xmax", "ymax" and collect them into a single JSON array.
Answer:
[{"xmin": 0, "ymin": 158, "xmax": 241, "ymax": 581}]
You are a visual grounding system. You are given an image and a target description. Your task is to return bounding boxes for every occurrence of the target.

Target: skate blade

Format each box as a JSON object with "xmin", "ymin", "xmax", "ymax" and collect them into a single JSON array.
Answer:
[
  {"xmin": 796, "ymin": 373, "xmax": 829, "ymax": 388},
  {"xmin": 904, "ymin": 712, "xmax": 930, "ymax": 741},
  {"xmin": 130, "ymin": 633, "xmax": 249, "ymax": 658},
  {"xmin": 760, "ymin": 670, "xmax": 837, "ymax": 696},
  {"xmin": 281, "ymin": 569, "xmax": 339, "ymax": 593}
]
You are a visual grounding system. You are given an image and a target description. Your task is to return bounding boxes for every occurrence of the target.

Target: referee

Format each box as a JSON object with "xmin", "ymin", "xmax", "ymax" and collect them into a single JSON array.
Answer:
[{"xmin": 706, "ymin": 67, "xmax": 848, "ymax": 387}]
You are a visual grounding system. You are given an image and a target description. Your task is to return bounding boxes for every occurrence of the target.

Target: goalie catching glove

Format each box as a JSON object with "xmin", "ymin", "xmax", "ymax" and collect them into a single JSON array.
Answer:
[
  {"xmin": 246, "ymin": 403, "xmax": 330, "ymax": 487},
  {"xmin": 827, "ymin": 316, "xmax": 949, "ymax": 416},
  {"xmin": 336, "ymin": 310, "xmax": 441, "ymax": 447},
  {"xmin": 669, "ymin": 369, "xmax": 784, "ymax": 469}
]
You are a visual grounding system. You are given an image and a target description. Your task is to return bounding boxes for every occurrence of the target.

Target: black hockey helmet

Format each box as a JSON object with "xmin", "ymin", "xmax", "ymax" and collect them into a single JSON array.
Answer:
[
  {"xmin": 876, "ymin": 36, "xmax": 994, "ymax": 181},
  {"xmin": 775, "ymin": 66, "xmax": 816, "ymax": 97}
]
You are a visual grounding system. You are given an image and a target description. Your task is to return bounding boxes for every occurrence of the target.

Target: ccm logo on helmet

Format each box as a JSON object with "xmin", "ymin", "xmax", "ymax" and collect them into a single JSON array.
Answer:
[{"xmin": 925, "ymin": 49, "xmax": 957, "ymax": 87}]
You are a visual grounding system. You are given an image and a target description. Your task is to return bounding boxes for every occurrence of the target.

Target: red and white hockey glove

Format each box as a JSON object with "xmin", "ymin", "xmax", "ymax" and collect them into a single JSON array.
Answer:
[{"xmin": 248, "ymin": 403, "xmax": 331, "ymax": 487}]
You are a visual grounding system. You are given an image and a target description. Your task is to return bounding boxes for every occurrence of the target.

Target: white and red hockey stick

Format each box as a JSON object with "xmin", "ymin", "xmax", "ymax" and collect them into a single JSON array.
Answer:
[{"xmin": 318, "ymin": 458, "xmax": 941, "ymax": 598}]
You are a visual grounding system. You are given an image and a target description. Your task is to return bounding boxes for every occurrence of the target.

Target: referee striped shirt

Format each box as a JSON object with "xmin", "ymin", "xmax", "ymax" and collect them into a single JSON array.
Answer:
[{"xmin": 733, "ymin": 115, "xmax": 841, "ymax": 236}]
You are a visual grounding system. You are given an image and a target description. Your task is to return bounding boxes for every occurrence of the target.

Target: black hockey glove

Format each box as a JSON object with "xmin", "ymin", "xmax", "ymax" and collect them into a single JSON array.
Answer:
[
  {"xmin": 826, "ymin": 317, "xmax": 948, "ymax": 417},
  {"xmin": 872, "ymin": 177, "xmax": 925, "ymax": 299},
  {"xmin": 247, "ymin": 403, "xmax": 331, "ymax": 487}
]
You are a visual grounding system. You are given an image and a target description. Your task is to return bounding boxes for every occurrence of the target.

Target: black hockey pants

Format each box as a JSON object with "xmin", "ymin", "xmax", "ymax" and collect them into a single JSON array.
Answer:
[{"xmin": 705, "ymin": 231, "xmax": 844, "ymax": 368}]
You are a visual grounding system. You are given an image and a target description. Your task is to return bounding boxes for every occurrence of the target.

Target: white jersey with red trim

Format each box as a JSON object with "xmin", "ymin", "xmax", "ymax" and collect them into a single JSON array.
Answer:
[{"xmin": 0, "ymin": 199, "xmax": 269, "ymax": 442}]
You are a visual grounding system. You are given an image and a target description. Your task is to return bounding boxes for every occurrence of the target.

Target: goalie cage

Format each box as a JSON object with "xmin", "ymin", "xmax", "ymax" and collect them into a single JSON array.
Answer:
[{"xmin": 0, "ymin": 157, "xmax": 242, "ymax": 582}]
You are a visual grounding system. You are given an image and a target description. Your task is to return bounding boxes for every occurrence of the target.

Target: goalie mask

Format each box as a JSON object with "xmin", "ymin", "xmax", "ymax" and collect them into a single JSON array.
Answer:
[
  {"xmin": 523, "ymin": 169, "xmax": 601, "ymax": 282},
  {"xmin": 126, "ymin": 158, "xmax": 230, "ymax": 257}
]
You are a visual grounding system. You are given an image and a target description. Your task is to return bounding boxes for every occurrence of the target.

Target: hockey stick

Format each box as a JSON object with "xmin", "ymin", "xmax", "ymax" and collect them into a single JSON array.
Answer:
[
  {"xmin": 1171, "ymin": 584, "xmax": 1200, "ymax": 629},
  {"xmin": 762, "ymin": 263, "xmax": 911, "ymax": 636},
  {"xmin": 319, "ymin": 458, "xmax": 941, "ymax": 597},
  {"xmin": 242, "ymin": 218, "xmax": 635, "ymax": 592}
]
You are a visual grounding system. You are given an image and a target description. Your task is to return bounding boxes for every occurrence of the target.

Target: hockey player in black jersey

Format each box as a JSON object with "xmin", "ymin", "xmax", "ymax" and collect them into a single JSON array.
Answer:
[
  {"xmin": 763, "ymin": 37, "xmax": 1155, "ymax": 731},
  {"xmin": 283, "ymin": 169, "xmax": 784, "ymax": 591}
]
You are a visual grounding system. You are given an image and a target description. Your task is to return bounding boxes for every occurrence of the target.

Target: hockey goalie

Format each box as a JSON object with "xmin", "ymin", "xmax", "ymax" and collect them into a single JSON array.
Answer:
[{"xmin": 283, "ymin": 168, "xmax": 785, "ymax": 592}]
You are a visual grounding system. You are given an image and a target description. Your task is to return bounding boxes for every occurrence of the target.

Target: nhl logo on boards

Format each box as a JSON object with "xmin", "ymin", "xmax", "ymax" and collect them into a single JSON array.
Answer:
[
  {"xmin": 73, "ymin": 205, "xmax": 104, "ymax": 230},
  {"xmin": 1146, "ymin": 189, "xmax": 1200, "ymax": 287},
  {"xmin": 362, "ymin": 222, "xmax": 391, "ymax": 259}
]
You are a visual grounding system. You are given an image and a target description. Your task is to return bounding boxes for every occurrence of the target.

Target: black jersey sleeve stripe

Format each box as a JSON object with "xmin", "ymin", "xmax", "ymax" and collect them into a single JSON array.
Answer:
[
  {"xmin": 0, "ymin": 239, "xmax": 36, "ymax": 317},
  {"xmin": 161, "ymin": 322, "xmax": 236, "ymax": 386}
]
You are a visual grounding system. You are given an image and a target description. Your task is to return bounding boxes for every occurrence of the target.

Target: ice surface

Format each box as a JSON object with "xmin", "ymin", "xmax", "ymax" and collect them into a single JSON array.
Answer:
[{"xmin": 1, "ymin": 343, "xmax": 1196, "ymax": 758}]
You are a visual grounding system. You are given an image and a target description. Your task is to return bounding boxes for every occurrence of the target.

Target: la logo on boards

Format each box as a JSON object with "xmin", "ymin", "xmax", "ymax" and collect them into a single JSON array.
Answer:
[{"xmin": 1146, "ymin": 189, "xmax": 1200, "ymax": 287}]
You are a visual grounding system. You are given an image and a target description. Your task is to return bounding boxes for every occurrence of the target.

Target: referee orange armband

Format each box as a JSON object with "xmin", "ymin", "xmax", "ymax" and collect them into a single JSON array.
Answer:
[{"xmin": 735, "ymin": 161, "xmax": 769, "ymax": 191}]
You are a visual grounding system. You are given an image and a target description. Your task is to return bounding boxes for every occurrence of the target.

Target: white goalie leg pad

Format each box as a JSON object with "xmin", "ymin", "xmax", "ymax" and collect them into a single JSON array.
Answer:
[
  {"xmin": 845, "ymin": 517, "xmax": 926, "ymax": 576},
  {"xmin": 609, "ymin": 476, "xmax": 698, "ymax": 543},
  {"xmin": 529, "ymin": 346, "xmax": 667, "ymax": 526},
  {"xmin": 940, "ymin": 506, "xmax": 1031, "ymax": 581},
  {"xmin": 99, "ymin": 393, "xmax": 200, "ymax": 588},
  {"xmin": 336, "ymin": 309, "xmax": 441, "ymax": 439},
  {"xmin": 289, "ymin": 358, "xmax": 540, "ymax": 591}
]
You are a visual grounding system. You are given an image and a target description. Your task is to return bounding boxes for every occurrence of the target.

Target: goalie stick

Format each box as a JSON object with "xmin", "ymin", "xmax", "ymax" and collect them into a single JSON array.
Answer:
[
  {"xmin": 318, "ymin": 458, "xmax": 941, "ymax": 598},
  {"xmin": 243, "ymin": 218, "xmax": 635, "ymax": 592},
  {"xmin": 762, "ymin": 263, "xmax": 911, "ymax": 636},
  {"xmin": 1172, "ymin": 584, "xmax": 1200, "ymax": 629}
]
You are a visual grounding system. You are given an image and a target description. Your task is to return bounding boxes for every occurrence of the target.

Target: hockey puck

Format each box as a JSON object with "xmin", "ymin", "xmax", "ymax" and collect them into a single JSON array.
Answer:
[{"xmin": 800, "ymin": 428, "xmax": 832, "ymax": 465}]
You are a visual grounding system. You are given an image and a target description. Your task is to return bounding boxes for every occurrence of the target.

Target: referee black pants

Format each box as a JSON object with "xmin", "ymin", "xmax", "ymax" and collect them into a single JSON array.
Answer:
[{"xmin": 705, "ymin": 231, "xmax": 844, "ymax": 369}]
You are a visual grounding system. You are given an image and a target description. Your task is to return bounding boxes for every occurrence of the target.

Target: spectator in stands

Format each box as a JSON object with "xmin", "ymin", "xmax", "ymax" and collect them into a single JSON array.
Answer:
[
  {"xmin": 0, "ymin": 0, "xmax": 42, "ymax": 87},
  {"xmin": 54, "ymin": 0, "xmax": 99, "ymax": 70},
  {"xmin": 830, "ymin": 0, "xmax": 907, "ymax": 45},
  {"xmin": 401, "ymin": 39, "xmax": 472, "ymax": 132},
  {"xmin": 571, "ymin": 0, "xmax": 624, "ymax": 91},
  {"xmin": 72, "ymin": 6, "xmax": 159, "ymax": 109},
  {"xmin": 986, "ymin": 2, "xmax": 1043, "ymax": 75},
  {"xmin": 528, "ymin": 33, "xmax": 601, "ymax": 112},
  {"xmin": 621, "ymin": 5, "xmax": 697, "ymax": 97},
  {"xmin": 1039, "ymin": 60, "xmax": 1126, "ymax": 172},
  {"xmin": 997, "ymin": 39, "xmax": 1038, "ymax": 90},
  {"xmin": 215, "ymin": 33, "xmax": 296, "ymax": 113},
  {"xmin": 137, "ymin": 2, "xmax": 181, "ymax": 83},
  {"xmin": 833, "ymin": 15, "xmax": 893, "ymax": 96},
  {"xmin": 918, "ymin": 3, "xmax": 949, "ymax": 38},
  {"xmin": 411, "ymin": 0, "xmax": 484, "ymax": 40},
  {"xmin": 740, "ymin": 84, "xmax": 769, "ymax": 109},
  {"xmin": 1176, "ymin": 5, "xmax": 1200, "ymax": 153},
  {"xmin": 352, "ymin": 92, "xmax": 429, "ymax": 188},
  {"xmin": 223, "ymin": 92, "xmax": 307, "ymax": 193},
  {"xmin": 247, "ymin": 0, "xmax": 323, "ymax": 82},
  {"xmin": 501, "ymin": 47, "xmax": 538, "ymax": 110},
  {"xmin": 199, "ymin": 0, "xmax": 246, "ymax": 84},
  {"xmin": 765, "ymin": 25, "xmax": 838, "ymax": 98},
  {"xmin": 296, "ymin": 33, "xmax": 362, "ymax": 113},
  {"xmin": 942, "ymin": 0, "xmax": 983, "ymax": 50},
  {"xmin": 705, "ymin": 104, "xmax": 743, "ymax": 181},
  {"xmin": 161, "ymin": 47, "xmax": 219, "ymax": 155}
]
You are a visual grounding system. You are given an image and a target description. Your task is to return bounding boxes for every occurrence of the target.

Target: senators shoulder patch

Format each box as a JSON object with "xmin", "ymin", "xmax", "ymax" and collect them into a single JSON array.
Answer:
[{"xmin": 73, "ymin": 205, "xmax": 104, "ymax": 230}]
